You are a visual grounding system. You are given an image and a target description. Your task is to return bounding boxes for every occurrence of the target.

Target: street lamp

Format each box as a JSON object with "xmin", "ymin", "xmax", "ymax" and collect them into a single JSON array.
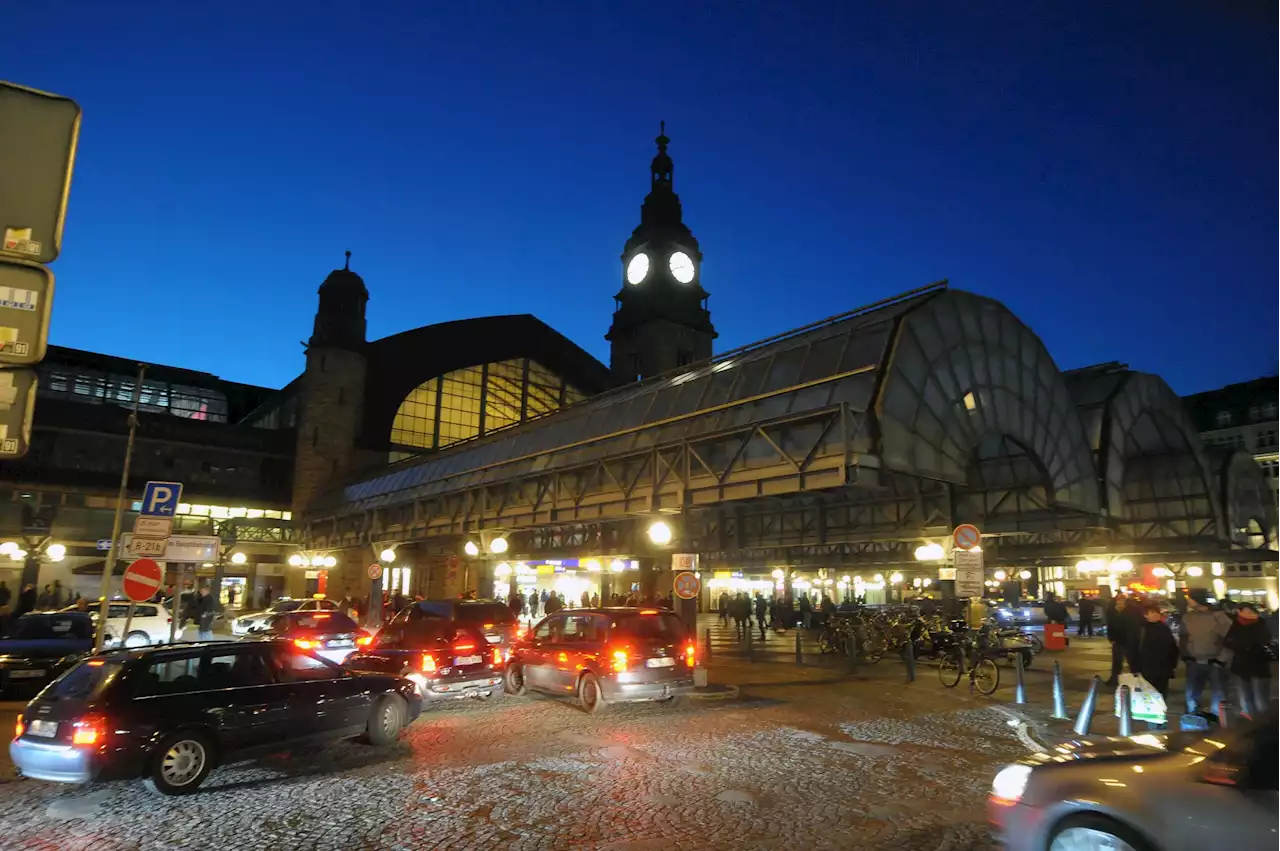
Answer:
[
  {"xmin": 288, "ymin": 554, "xmax": 304, "ymax": 567},
  {"xmin": 488, "ymin": 537, "xmax": 509, "ymax": 555},
  {"xmin": 464, "ymin": 540, "xmax": 480, "ymax": 557},
  {"xmin": 1018, "ymin": 569, "xmax": 1031, "ymax": 580},
  {"xmin": 913, "ymin": 542, "xmax": 945, "ymax": 561},
  {"xmin": 1186, "ymin": 565, "xmax": 1203, "ymax": 577},
  {"xmin": 610, "ymin": 559, "xmax": 626, "ymax": 573},
  {"xmin": 323, "ymin": 556, "xmax": 337, "ymax": 568},
  {"xmin": 647, "ymin": 521, "xmax": 673, "ymax": 546},
  {"xmin": 380, "ymin": 548, "xmax": 397, "ymax": 564},
  {"xmin": 994, "ymin": 570, "xmax": 1007, "ymax": 581},
  {"xmin": 230, "ymin": 551, "xmax": 247, "ymax": 566},
  {"xmin": 889, "ymin": 572, "xmax": 903, "ymax": 584},
  {"xmin": 46, "ymin": 544, "xmax": 66, "ymax": 562}
]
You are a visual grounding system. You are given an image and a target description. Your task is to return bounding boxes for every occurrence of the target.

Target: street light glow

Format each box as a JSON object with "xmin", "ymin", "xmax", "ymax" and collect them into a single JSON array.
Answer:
[
  {"xmin": 380, "ymin": 548, "xmax": 396, "ymax": 563},
  {"xmin": 230, "ymin": 552, "xmax": 247, "ymax": 565},
  {"xmin": 288, "ymin": 554, "xmax": 304, "ymax": 567},
  {"xmin": 464, "ymin": 540, "xmax": 480, "ymax": 557},
  {"xmin": 889, "ymin": 572, "xmax": 903, "ymax": 584},
  {"xmin": 494, "ymin": 562, "xmax": 512, "ymax": 577},
  {"xmin": 323, "ymin": 555, "xmax": 337, "ymax": 568},
  {"xmin": 0, "ymin": 542, "xmax": 15, "ymax": 556},
  {"xmin": 488, "ymin": 537, "xmax": 509, "ymax": 555},
  {"xmin": 46, "ymin": 544, "xmax": 66, "ymax": 562},
  {"xmin": 610, "ymin": 559, "xmax": 626, "ymax": 573},
  {"xmin": 913, "ymin": 542, "xmax": 945, "ymax": 561},
  {"xmin": 1018, "ymin": 569, "xmax": 1031, "ymax": 580},
  {"xmin": 647, "ymin": 521, "xmax": 673, "ymax": 546},
  {"xmin": 994, "ymin": 570, "xmax": 1007, "ymax": 581},
  {"xmin": 11, "ymin": 549, "xmax": 27, "ymax": 560},
  {"xmin": 1186, "ymin": 565, "xmax": 1203, "ymax": 577}
]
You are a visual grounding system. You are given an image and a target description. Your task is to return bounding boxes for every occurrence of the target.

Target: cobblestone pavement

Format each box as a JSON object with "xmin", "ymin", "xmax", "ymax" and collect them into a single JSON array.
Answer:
[{"xmin": 0, "ymin": 668, "xmax": 1033, "ymax": 851}]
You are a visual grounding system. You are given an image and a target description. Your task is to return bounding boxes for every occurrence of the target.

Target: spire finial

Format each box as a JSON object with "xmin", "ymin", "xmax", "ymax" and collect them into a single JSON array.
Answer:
[
  {"xmin": 656, "ymin": 120, "xmax": 669, "ymax": 154},
  {"xmin": 344, "ymin": 250, "xmax": 351, "ymax": 271}
]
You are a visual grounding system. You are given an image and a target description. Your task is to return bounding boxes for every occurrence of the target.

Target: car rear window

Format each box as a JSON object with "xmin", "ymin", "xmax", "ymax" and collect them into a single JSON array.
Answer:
[
  {"xmin": 610, "ymin": 613, "xmax": 686, "ymax": 642},
  {"xmin": 271, "ymin": 612, "xmax": 360, "ymax": 633},
  {"xmin": 8, "ymin": 614, "xmax": 93, "ymax": 640},
  {"xmin": 47, "ymin": 659, "xmax": 123, "ymax": 700},
  {"xmin": 452, "ymin": 603, "xmax": 515, "ymax": 625}
]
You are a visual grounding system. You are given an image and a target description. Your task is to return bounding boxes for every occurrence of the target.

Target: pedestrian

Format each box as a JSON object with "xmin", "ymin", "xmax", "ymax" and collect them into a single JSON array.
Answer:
[
  {"xmin": 799, "ymin": 594, "xmax": 813, "ymax": 630},
  {"xmin": 1180, "ymin": 589, "xmax": 1231, "ymax": 718},
  {"xmin": 36, "ymin": 584, "xmax": 54, "ymax": 609},
  {"xmin": 0, "ymin": 580, "xmax": 10, "ymax": 609},
  {"xmin": 1104, "ymin": 595, "xmax": 1134, "ymax": 687},
  {"xmin": 1223, "ymin": 603, "xmax": 1274, "ymax": 719},
  {"xmin": 581, "ymin": 590, "xmax": 591, "ymax": 608},
  {"xmin": 590, "ymin": 592, "xmax": 599, "ymax": 608},
  {"xmin": 227, "ymin": 584, "xmax": 237, "ymax": 609},
  {"xmin": 1077, "ymin": 596, "xmax": 1095, "ymax": 637},
  {"xmin": 754, "ymin": 593, "xmax": 768, "ymax": 640},
  {"xmin": 718, "ymin": 592, "xmax": 730, "ymax": 625},
  {"xmin": 195, "ymin": 585, "xmax": 216, "ymax": 641},
  {"xmin": 1044, "ymin": 593, "xmax": 1068, "ymax": 625},
  {"xmin": 51, "ymin": 579, "xmax": 64, "ymax": 608},
  {"xmin": 1135, "ymin": 602, "xmax": 1179, "ymax": 727},
  {"xmin": 509, "ymin": 591, "xmax": 524, "ymax": 619}
]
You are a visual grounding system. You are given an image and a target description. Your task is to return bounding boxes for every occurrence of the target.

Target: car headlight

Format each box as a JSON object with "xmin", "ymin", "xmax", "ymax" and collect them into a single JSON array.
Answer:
[{"xmin": 991, "ymin": 764, "xmax": 1032, "ymax": 806}]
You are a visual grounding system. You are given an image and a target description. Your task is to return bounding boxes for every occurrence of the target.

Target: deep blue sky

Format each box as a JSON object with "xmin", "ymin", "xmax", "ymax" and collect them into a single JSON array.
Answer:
[{"xmin": 8, "ymin": 1, "xmax": 1276, "ymax": 394}]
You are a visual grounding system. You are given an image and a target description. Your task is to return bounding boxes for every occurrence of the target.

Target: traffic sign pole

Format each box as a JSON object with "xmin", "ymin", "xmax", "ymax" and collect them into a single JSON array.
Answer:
[{"xmin": 94, "ymin": 364, "xmax": 146, "ymax": 653}]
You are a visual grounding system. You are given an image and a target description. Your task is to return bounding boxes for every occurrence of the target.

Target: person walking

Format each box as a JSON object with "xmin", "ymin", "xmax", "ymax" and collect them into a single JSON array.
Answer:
[
  {"xmin": 754, "ymin": 593, "xmax": 768, "ymax": 640},
  {"xmin": 1180, "ymin": 589, "xmax": 1231, "ymax": 718},
  {"xmin": 1104, "ymin": 595, "xmax": 1135, "ymax": 687},
  {"xmin": 1223, "ymin": 603, "xmax": 1273, "ymax": 719},
  {"xmin": 195, "ymin": 585, "xmax": 216, "ymax": 641},
  {"xmin": 1076, "ymin": 596, "xmax": 1095, "ymax": 637},
  {"xmin": 718, "ymin": 592, "xmax": 730, "ymax": 625},
  {"xmin": 1135, "ymin": 602, "xmax": 1179, "ymax": 728},
  {"xmin": 0, "ymin": 580, "xmax": 10, "ymax": 610}
]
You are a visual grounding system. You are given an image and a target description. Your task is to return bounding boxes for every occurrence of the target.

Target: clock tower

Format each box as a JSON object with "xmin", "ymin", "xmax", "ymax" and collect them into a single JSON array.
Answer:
[{"xmin": 606, "ymin": 124, "xmax": 716, "ymax": 382}]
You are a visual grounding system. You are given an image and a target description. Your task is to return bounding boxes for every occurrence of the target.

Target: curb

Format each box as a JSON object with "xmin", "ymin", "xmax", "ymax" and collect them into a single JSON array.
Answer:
[{"xmin": 685, "ymin": 684, "xmax": 740, "ymax": 701}]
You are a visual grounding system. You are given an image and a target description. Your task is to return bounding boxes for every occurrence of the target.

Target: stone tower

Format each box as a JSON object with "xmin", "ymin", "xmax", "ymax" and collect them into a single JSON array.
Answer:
[
  {"xmin": 606, "ymin": 124, "xmax": 716, "ymax": 382},
  {"xmin": 292, "ymin": 251, "xmax": 369, "ymax": 518}
]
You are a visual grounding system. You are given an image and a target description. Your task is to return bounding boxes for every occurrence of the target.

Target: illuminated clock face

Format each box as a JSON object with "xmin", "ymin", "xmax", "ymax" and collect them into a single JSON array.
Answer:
[
  {"xmin": 626, "ymin": 252, "xmax": 650, "ymax": 285},
  {"xmin": 669, "ymin": 251, "xmax": 695, "ymax": 283}
]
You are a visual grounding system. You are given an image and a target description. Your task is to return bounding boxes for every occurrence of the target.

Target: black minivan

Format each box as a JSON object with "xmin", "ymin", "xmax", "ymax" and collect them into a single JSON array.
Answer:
[{"xmin": 10, "ymin": 640, "xmax": 421, "ymax": 795}]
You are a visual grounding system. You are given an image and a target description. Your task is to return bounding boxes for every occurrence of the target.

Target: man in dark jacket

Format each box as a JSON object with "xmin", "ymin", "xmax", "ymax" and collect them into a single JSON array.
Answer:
[
  {"xmin": 1136, "ymin": 602, "xmax": 1179, "ymax": 698},
  {"xmin": 194, "ymin": 586, "xmax": 217, "ymax": 641},
  {"xmin": 1105, "ymin": 595, "xmax": 1133, "ymax": 687},
  {"xmin": 1077, "ymin": 597, "xmax": 1095, "ymax": 637},
  {"xmin": 1224, "ymin": 603, "xmax": 1273, "ymax": 719}
]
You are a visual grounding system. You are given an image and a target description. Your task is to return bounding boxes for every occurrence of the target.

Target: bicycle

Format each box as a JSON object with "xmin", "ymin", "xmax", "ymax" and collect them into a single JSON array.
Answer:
[{"xmin": 937, "ymin": 643, "xmax": 1000, "ymax": 695}]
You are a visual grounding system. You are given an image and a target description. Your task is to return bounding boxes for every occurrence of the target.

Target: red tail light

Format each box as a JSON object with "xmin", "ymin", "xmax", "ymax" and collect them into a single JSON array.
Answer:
[
  {"xmin": 491, "ymin": 646, "xmax": 502, "ymax": 666},
  {"xmin": 71, "ymin": 715, "xmax": 107, "ymax": 747},
  {"xmin": 293, "ymin": 639, "xmax": 318, "ymax": 650},
  {"xmin": 516, "ymin": 626, "xmax": 527, "ymax": 639},
  {"xmin": 420, "ymin": 653, "xmax": 438, "ymax": 674},
  {"xmin": 610, "ymin": 648, "xmax": 630, "ymax": 673},
  {"xmin": 685, "ymin": 643, "xmax": 696, "ymax": 667},
  {"xmin": 355, "ymin": 634, "xmax": 373, "ymax": 647},
  {"xmin": 14, "ymin": 714, "xmax": 23, "ymax": 741},
  {"xmin": 453, "ymin": 641, "xmax": 476, "ymax": 653}
]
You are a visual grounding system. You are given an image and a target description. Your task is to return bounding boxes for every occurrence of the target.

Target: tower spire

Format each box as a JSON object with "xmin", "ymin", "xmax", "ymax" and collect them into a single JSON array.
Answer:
[
  {"xmin": 650, "ymin": 121, "xmax": 673, "ymax": 190},
  {"xmin": 344, "ymin": 249, "xmax": 351, "ymax": 271}
]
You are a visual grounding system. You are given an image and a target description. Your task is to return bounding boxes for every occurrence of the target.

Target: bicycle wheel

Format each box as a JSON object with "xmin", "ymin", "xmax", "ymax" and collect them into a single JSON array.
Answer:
[
  {"xmin": 863, "ymin": 628, "xmax": 888, "ymax": 664},
  {"xmin": 938, "ymin": 652, "xmax": 962, "ymax": 688},
  {"xmin": 972, "ymin": 658, "xmax": 1000, "ymax": 695},
  {"xmin": 817, "ymin": 631, "xmax": 837, "ymax": 655}
]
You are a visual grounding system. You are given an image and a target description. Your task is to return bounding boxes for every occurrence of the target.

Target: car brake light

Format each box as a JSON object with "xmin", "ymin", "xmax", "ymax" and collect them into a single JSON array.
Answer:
[
  {"xmin": 516, "ymin": 626, "xmax": 527, "ymax": 639},
  {"xmin": 87, "ymin": 659, "xmax": 105, "ymax": 667},
  {"xmin": 293, "ymin": 639, "xmax": 318, "ymax": 650},
  {"xmin": 453, "ymin": 641, "xmax": 476, "ymax": 653},
  {"xmin": 483, "ymin": 623, "xmax": 494, "ymax": 629},
  {"xmin": 610, "ymin": 649, "xmax": 629, "ymax": 673},
  {"xmin": 14, "ymin": 714, "xmax": 23, "ymax": 741},
  {"xmin": 356, "ymin": 634, "xmax": 373, "ymax": 647},
  {"xmin": 421, "ymin": 653, "xmax": 437, "ymax": 674},
  {"xmin": 71, "ymin": 715, "xmax": 106, "ymax": 747},
  {"xmin": 639, "ymin": 609, "xmax": 658, "ymax": 615},
  {"xmin": 491, "ymin": 647, "xmax": 502, "ymax": 665},
  {"xmin": 685, "ymin": 643, "xmax": 696, "ymax": 667}
]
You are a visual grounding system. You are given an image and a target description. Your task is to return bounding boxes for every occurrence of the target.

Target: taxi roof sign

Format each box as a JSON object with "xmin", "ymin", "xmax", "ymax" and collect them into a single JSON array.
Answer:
[{"xmin": 0, "ymin": 81, "xmax": 81, "ymax": 265}]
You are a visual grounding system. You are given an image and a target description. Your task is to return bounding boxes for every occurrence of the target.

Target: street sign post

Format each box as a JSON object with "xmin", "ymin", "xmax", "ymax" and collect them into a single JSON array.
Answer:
[
  {"xmin": 0, "ymin": 81, "xmax": 82, "ymax": 265},
  {"xmin": 0, "ymin": 259, "xmax": 53, "ymax": 366},
  {"xmin": 0, "ymin": 367, "xmax": 36, "ymax": 457},
  {"xmin": 122, "ymin": 558, "xmax": 163, "ymax": 602}
]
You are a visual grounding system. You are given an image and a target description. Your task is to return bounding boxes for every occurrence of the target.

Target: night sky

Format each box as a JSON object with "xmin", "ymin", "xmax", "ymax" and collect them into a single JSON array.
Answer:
[{"xmin": 7, "ymin": 2, "xmax": 1275, "ymax": 395}]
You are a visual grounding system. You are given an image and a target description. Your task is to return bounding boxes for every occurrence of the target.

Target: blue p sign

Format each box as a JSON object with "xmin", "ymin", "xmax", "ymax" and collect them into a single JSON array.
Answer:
[{"xmin": 141, "ymin": 481, "xmax": 183, "ymax": 516}]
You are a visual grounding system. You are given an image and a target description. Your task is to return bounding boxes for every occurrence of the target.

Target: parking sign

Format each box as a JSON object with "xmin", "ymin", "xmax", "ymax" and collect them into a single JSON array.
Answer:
[{"xmin": 141, "ymin": 481, "xmax": 183, "ymax": 517}]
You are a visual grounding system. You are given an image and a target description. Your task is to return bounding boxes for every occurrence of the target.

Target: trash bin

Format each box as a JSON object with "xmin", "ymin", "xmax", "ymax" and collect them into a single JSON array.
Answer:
[{"xmin": 1044, "ymin": 622, "xmax": 1067, "ymax": 651}]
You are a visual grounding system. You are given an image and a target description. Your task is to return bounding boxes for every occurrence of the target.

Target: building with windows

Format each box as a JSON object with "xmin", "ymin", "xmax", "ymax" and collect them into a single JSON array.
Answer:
[
  {"xmin": 1183, "ymin": 376, "xmax": 1279, "ymax": 603},
  {"xmin": 0, "ymin": 128, "xmax": 716, "ymax": 607}
]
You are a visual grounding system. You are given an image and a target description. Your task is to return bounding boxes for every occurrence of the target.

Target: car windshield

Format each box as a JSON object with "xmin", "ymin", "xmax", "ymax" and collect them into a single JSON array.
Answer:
[
  {"xmin": 46, "ymin": 659, "xmax": 123, "ymax": 700},
  {"xmin": 267, "ymin": 600, "xmax": 305, "ymax": 614},
  {"xmin": 452, "ymin": 603, "xmax": 515, "ymax": 626},
  {"xmin": 6, "ymin": 615, "xmax": 93, "ymax": 640},
  {"xmin": 270, "ymin": 612, "xmax": 359, "ymax": 634},
  {"xmin": 610, "ymin": 613, "xmax": 686, "ymax": 643}
]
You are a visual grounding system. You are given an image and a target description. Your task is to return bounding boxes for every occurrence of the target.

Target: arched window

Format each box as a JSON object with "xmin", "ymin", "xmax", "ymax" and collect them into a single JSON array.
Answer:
[{"xmin": 390, "ymin": 359, "xmax": 586, "ymax": 451}]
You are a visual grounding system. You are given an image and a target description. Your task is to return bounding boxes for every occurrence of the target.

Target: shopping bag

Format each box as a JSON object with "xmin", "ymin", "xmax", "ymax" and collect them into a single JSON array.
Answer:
[{"xmin": 1114, "ymin": 673, "xmax": 1167, "ymax": 724}]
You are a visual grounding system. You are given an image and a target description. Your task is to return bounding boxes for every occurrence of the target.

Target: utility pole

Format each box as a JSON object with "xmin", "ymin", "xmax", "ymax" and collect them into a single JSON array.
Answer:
[{"xmin": 94, "ymin": 364, "xmax": 145, "ymax": 652}]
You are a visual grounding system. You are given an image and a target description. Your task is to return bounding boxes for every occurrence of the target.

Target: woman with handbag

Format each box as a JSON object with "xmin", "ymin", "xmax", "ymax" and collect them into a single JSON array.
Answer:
[{"xmin": 1224, "ymin": 603, "xmax": 1274, "ymax": 719}]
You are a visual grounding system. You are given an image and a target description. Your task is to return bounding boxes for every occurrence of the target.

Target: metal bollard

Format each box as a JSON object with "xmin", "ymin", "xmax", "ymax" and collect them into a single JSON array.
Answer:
[
  {"xmin": 1073, "ymin": 675, "xmax": 1101, "ymax": 735},
  {"xmin": 794, "ymin": 628, "xmax": 803, "ymax": 665},
  {"xmin": 704, "ymin": 628, "xmax": 713, "ymax": 662},
  {"xmin": 847, "ymin": 629, "xmax": 860, "ymax": 673},
  {"xmin": 1013, "ymin": 651, "xmax": 1027, "ymax": 704},
  {"xmin": 902, "ymin": 638, "xmax": 917, "ymax": 683},
  {"xmin": 1051, "ymin": 661, "xmax": 1068, "ymax": 720},
  {"xmin": 1117, "ymin": 685, "xmax": 1133, "ymax": 737}
]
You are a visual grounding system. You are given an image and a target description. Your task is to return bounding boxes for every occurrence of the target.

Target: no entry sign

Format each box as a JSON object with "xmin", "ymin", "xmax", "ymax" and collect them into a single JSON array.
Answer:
[{"xmin": 122, "ymin": 558, "xmax": 163, "ymax": 602}]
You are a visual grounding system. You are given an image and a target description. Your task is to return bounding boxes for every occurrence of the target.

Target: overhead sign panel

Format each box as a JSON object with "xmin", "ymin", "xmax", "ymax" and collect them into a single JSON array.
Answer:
[
  {"xmin": 0, "ymin": 367, "xmax": 36, "ymax": 457},
  {"xmin": 0, "ymin": 259, "xmax": 53, "ymax": 365},
  {"xmin": 0, "ymin": 81, "xmax": 81, "ymax": 265}
]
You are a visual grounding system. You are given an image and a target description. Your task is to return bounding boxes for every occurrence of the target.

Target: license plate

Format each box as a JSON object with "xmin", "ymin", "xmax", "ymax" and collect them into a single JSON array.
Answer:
[
  {"xmin": 28, "ymin": 719, "xmax": 57, "ymax": 738},
  {"xmin": 454, "ymin": 655, "xmax": 482, "ymax": 666},
  {"xmin": 9, "ymin": 669, "xmax": 45, "ymax": 679},
  {"xmin": 645, "ymin": 657, "xmax": 676, "ymax": 668},
  {"xmin": 484, "ymin": 634, "xmax": 501, "ymax": 643},
  {"xmin": 327, "ymin": 640, "xmax": 353, "ymax": 648}
]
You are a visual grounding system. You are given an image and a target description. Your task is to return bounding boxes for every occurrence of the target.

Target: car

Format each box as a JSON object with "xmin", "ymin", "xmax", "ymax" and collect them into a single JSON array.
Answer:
[
  {"xmin": 344, "ymin": 614, "xmax": 503, "ymax": 702},
  {"xmin": 10, "ymin": 640, "xmax": 422, "ymax": 795},
  {"xmin": 504, "ymin": 607, "xmax": 696, "ymax": 713},
  {"xmin": 64, "ymin": 600, "xmax": 174, "ymax": 647},
  {"xmin": 0, "ymin": 612, "xmax": 103, "ymax": 695},
  {"xmin": 402, "ymin": 599, "xmax": 523, "ymax": 660},
  {"xmin": 245, "ymin": 610, "xmax": 373, "ymax": 664},
  {"xmin": 231, "ymin": 597, "xmax": 339, "ymax": 636},
  {"xmin": 988, "ymin": 712, "xmax": 1277, "ymax": 851}
]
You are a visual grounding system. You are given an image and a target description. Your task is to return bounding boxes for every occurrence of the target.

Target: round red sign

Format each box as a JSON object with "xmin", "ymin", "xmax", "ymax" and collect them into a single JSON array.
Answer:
[
  {"xmin": 673, "ymin": 571, "xmax": 701, "ymax": 600},
  {"xmin": 367, "ymin": 562, "xmax": 384, "ymax": 581},
  {"xmin": 122, "ymin": 558, "xmax": 164, "ymax": 602}
]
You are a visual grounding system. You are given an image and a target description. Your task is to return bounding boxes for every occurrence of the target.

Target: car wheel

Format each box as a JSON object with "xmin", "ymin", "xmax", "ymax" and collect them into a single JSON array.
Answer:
[
  {"xmin": 578, "ymin": 672, "xmax": 606, "ymax": 715},
  {"xmin": 504, "ymin": 663, "xmax": 527, "ymax": 696},
  {"xmin": 365, "ymin": 695, "xmax": 406, "ymax": 747},
  {"xmin": 1048, "ymin": 814, "xmax": 1153, "ymax": 851},
  {"xmin": 125, "ymin": 631, "xmax": 151, "ymax": 648},
  {"xmin": 143, "ymin": 732, "xmax": 214, "ymax": 796}
]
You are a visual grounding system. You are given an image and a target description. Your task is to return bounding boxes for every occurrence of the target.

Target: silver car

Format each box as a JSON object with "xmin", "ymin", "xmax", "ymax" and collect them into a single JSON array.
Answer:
[
  {"xmin": 989, "ymin": 714, "xmax": 1277, "ymax": 851},
  {"xmin": 231, "ymin": 598, "xmax": 338, "ymax": 636}
]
